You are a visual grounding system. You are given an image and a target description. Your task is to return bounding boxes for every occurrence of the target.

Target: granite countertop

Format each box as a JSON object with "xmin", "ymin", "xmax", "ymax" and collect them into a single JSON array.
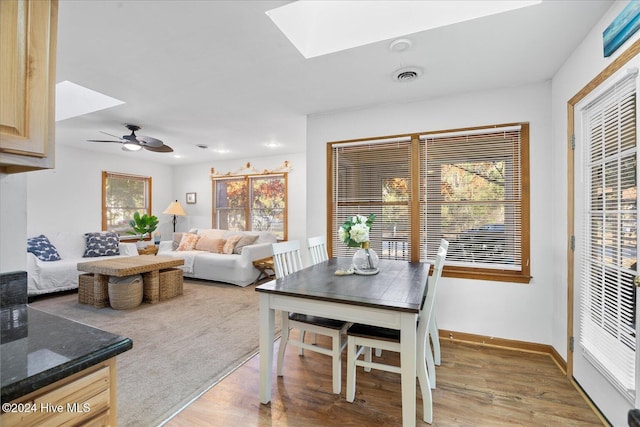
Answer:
[{"xmin": 1, "ymin": 305, "xmax": 132, "ymax": 403}]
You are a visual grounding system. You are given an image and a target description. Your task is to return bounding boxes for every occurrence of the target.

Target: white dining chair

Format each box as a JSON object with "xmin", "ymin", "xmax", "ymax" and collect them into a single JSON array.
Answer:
[
  {"xmin": 427, "ymin": 239, "xmax": 448, "ymax": 388},
  {"xmin": 345, "ymin": 243, "xmax": 448, "ymax": 424},
  {"xmin": 307, "ymin": 235, "xmax": 329, "ymax": 265},
  {"xmin": 272, "ymin": 240, "xmax": 349, "ymax": 395}
]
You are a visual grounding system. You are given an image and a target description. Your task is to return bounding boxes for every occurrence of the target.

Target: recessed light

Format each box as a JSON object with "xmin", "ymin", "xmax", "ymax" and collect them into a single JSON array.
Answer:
[
  {"xmin": 265, "ymin": 142, "xmax": 281, "ymax": 148},
  {"xmin": 195, "ymin": 144, "xmax": 209, "ymax": 149},
  {"xmin": 389, "ymin": 38, "xmax": 412, "ymax": 52}
]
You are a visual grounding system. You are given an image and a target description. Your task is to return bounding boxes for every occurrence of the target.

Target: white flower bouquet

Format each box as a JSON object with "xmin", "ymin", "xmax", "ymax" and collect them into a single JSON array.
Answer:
[{"xmin": 338, "ymin": 214, "xmax": 376, "ymax": 248}]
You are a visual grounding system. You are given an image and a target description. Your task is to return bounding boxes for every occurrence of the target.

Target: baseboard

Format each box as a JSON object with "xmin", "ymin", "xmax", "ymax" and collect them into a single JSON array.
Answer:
[{"xmin": 438, "ymin": 329, "xmax": 568, "ymax": 373}]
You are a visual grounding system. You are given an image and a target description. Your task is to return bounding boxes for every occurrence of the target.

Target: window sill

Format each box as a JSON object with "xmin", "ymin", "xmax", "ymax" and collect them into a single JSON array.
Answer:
[{"xmin": 442, "ymin": 266, "xmax": 532, "ymax": 284}]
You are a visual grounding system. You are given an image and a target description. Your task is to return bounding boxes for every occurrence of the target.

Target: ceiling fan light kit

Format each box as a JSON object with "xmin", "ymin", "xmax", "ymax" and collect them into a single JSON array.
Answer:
[{"xmin": 87, "ymin": 124, "xmax": 173, "ymax": 153}]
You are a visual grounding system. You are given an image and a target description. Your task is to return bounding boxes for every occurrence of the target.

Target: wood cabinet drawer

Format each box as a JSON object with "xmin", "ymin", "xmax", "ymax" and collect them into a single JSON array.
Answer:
[{"xmin": 1, "ymin": 360, "xmax": 116, "ymax": 427}]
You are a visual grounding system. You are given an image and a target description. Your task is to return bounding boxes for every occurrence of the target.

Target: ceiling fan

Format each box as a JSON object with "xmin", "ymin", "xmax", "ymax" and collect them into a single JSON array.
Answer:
[{"xmin": 87, "ymin": 124, "xmax": 173, "ymax": 152}]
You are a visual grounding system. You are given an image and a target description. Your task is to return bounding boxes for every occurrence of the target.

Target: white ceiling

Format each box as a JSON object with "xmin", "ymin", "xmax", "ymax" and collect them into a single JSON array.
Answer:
[{"xmin": 55, "ymin": 0, "xmax": 613, "ymax": 165}]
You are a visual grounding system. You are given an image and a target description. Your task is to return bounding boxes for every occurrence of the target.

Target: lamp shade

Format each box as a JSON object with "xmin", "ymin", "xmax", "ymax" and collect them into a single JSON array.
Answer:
[{"xmin": 163, "ymin": 200, "xmax": 187, "ymax": 216}]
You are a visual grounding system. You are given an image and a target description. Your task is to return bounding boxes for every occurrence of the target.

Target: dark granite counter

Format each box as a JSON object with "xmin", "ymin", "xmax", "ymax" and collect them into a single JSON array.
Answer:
[{"xmin": 1, "ymin": 305, "xmax": 132, "ymax": 403}]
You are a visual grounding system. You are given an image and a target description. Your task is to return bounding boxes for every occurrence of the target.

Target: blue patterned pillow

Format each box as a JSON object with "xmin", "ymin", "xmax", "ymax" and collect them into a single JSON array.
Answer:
[
  {"xmin": 83, "ymin": 232, "xmax": 120, "ymax": 257},
  {"xmin": 27, "ymin": 235, "xmax": 62, "ymax": 262}
]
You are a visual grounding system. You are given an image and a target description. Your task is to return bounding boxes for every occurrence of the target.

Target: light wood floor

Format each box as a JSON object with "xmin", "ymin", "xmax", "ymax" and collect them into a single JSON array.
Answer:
[{"xmin": 165, "ymin": 334, "xmax": 605, "ymax": 427}]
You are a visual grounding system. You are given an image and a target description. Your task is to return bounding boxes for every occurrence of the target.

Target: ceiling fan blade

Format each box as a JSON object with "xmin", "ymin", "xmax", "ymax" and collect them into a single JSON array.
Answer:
[
  {"xmin": 87, "ymin": 139, "xmax": 121, "ymax": 143},
  {"xmin": 136, "ymin": 135, "xmax": 164, "ymax": 147},
  {"xmin": 143, "ymin": 144, "xmax": 173, "ymax": 153},
  {"xmin": 99, "ymin": 131, "xmax": 125, "ymax": 141}
]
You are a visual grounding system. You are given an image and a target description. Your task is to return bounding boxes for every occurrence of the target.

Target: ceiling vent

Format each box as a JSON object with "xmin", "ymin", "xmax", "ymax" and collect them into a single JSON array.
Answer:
[
  {"xmin": 392, "ymin": 66, "xmax": 423, "ymax": 83},
  {"xmin": 195, "ymin": 144, "xmax": 209, "ymax": 149}
]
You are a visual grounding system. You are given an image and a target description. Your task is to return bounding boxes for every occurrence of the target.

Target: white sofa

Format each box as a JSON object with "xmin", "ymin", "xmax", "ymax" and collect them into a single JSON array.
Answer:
[
  {"xmin": 27, "ymin": 232, "xmax": 138, "ymax": 296},
  {"xmin": 157, "ymin": 229, "xmax": 277, "ymax": 287}
]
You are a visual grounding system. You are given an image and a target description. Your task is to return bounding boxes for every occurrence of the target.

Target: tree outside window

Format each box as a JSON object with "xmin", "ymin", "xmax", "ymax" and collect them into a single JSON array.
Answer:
[{"xmin": 213, "ymin": 173, "xmax": 287, "ymax": 240}]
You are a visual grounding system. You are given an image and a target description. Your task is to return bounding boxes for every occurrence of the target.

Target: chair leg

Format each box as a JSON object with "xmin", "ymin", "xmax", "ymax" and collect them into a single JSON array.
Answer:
[
  {"xmin": 311, "ymin": 332, "xmax": 317, "ymax": 344},
  {"xmin": 425, "ymin": 338, "xmax": 436, "ymax": 389},
  {"xmin": 277, "ymin": 312, "xmax": 290, "ymax": 377},
  {"xmin": 346, "ymin": 337, "xmax": 357, "ymax": 402},
  {"xmin": 430, "ymin": 317, "xmax": 441, "ymax": 366},
  {"xmin": 417, "ymin": 329, "xmax": 433, "ymax": 423},
  {"xmin": 364, "ymin": 346, "xmax": 372, "ymax": 372},
  {"xmin": 331, "ymin": 331, "xmax": 342, "ymax": 394},
  {"xmin": 299, "ymin": 330, "xmax": 306, "ymax": 356}
]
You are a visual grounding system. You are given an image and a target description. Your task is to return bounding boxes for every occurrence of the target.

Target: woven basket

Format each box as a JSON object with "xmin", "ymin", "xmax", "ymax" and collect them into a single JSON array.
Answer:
[
  {"xmin": 78, "ymin": 274, "xmax": 94, "ymax": 305},
  {"xmin": 108, "ymin": 275, "xmax": 143, "ymax": 310},
  {"xmin": 159, "ymin": 268, "xmax": 183, "ymax": 300}
]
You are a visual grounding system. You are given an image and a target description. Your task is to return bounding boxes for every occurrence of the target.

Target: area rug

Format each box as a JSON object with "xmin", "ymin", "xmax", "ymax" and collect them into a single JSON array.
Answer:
[{"xmin": 29, "ymin": 279, "xmax": 280, "ymax": 427}]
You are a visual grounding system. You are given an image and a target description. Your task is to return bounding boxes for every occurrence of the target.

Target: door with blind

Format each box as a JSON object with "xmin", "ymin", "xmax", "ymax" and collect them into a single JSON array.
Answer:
[{"xmin": 573, "ymin": 62, "xmax": 639, "ymax": 423}]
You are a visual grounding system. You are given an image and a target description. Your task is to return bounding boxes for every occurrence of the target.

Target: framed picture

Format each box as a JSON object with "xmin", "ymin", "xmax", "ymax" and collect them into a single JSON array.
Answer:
[
  {"xmin": 186, "ymin": 192, "xmax": 197, "ymax": 204},
  {"xmin": 603, "ymin": 1, "xmax": 640, "ymax": 57}
]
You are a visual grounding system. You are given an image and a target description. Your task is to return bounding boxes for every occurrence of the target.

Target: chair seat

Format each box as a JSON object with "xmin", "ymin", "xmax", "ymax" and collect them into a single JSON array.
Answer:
[
  {"xmin": 289, "ymin": 313, "xmax": 349, "ymax": 330},
  {"xmin": 347, "ymin": 323, "xmax": 400, "ymax": 343}
]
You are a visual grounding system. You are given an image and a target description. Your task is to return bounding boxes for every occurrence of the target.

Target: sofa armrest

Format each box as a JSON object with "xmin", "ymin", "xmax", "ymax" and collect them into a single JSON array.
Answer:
[
  {"xmin": 158, "ymin": 240, "xmax": 174, "ymax": 253},
  {"xmin": 119, "ymin": 242, "xmax": 139, "ymax": 256},
  {"xmin": 239, "ymin": 242, "xmax": 274, "ymax": 267}
]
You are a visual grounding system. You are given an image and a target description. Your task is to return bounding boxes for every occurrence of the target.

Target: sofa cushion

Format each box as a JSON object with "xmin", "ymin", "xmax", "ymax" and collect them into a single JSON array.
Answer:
[
  {"xmin": 195, "ymin": 236, "xmax": 226, "ymax": 253},
  {"xmin": 223, "ymin": 235, "xmax": 243, "ymax": 254},
  {"xmin": 27, "ymin": 235, "xmax": 62, "ymax": 261},
  {"xmin": 82, "ymin": 232, "xmax": 120, "ymax": 257},
  {"xmin": 233, "ymin": 234, "xmax": 259, "ymax": 255},
  {"xmin": 177, "ymin": 233, "xmax": 200, "ymax": 251}
]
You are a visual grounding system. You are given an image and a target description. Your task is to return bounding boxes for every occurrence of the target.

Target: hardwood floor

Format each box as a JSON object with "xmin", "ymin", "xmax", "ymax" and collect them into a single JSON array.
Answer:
[{"xmin": 165, "ymin": 334, "xmax": 605, "ymax": 427}]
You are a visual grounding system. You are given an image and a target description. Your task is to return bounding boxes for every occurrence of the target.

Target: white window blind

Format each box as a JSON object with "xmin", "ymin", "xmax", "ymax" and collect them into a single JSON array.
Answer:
[
  {"xmin": 331, "ymin": 138, "xmax": 412, "ymax": 260},
  {"xmin": 420, "ymin": 126, "xmax": 523, "ymax": 270},
  {"xmin": 579, "ymin": 71, "xmax": 637, "ymax": 400}
]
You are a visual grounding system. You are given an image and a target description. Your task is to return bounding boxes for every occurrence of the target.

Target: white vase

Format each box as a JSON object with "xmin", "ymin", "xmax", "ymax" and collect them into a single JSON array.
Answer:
[{"xmin": 352, "ymin": 242, "xmax": 379, "ymax": 273}]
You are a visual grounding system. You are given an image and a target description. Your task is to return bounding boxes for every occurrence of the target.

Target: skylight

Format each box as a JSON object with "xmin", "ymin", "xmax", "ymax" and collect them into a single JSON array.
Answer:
[
  {"xmin": 266, "ymin": 0, "xmax": 542, "ymax": 59},
  {"xmin": 55, "ymin": 81, "xmax": 125, "ymax": 122}
]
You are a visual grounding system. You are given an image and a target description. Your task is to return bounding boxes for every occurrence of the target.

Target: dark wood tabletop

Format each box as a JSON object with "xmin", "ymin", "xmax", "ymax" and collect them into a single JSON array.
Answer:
[{"xmin": 255, "ymin": 258, "xmax": 429, "ymax": 313}]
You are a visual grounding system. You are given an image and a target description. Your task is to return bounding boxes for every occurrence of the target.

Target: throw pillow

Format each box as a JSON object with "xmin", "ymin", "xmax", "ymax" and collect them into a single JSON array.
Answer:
[
  {"xmin": 172, "ymin": 232, "xmax": 184, "ymax": 250},
  {"xmin": 27, "ymin": 235, "xmax": 62, "ymax": 261},
  {"xmin": 177, "ymin": 233, "xmax": 199, "ymax": 251},
  {"xmin": 194, "ymin": 236, "xmax": 226, "ymax": 253},
  {"xmin": 198, "ymin": 229, "xmax": 226, "ymax": 240},
  {"xmin": 233, "ymin": 234, "xmax": 259, "ymax": 255},
  {"xmin": 83, "ymin": 232, "xmax": 120, "ymax": 257},
  {"xmin": 223, "ymin": 234, "xmax": 243, "ymax": 254}
]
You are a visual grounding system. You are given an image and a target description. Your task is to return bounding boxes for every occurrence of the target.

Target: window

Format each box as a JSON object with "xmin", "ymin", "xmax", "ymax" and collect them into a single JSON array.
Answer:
[
  {"xmin": 102, "ymin": 171, "xmax": 152, "ymax": 237},
  {"xmin": 330, "ymin": 137, "xmax": 413, "ymax": 261},
  {"xmin": 213, "ymin": 173, "xmax": 287, "ymax": 240},
  {"xmin": 328, "ymin": 123, "xmax": 530, "ymax": 283}
]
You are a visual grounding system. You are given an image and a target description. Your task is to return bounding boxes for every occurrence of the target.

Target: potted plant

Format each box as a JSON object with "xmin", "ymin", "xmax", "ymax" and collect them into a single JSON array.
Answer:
[{"xmin": 127, "ymin": 212, "xmax": 159, "ymax": 249}]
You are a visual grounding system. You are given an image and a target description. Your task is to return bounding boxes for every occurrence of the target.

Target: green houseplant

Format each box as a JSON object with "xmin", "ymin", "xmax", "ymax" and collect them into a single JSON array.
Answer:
[{"xmin": 127, "ymin": 212, "xmax": 159, "ymax": 248}]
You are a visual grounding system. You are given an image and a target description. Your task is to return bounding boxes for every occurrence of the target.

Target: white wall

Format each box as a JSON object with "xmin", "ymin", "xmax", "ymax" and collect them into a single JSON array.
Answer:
[
  {"xmin": 307, "ymin": 82, "xmax": 554, "ymax": 345},
  {"xmin": 551, "ymin": 2, "xmax": 639, "ymax": 360},
  {"xmin": 171, "ymin": 151, "xmax": 309, "ymax": 260},
  {"xmin": 26, "ymin": 145, "xmax": 175, "ymax": 239},
  {"xmin": 0, "ymin": 173, "xmax": 28, "ymax": 272}
]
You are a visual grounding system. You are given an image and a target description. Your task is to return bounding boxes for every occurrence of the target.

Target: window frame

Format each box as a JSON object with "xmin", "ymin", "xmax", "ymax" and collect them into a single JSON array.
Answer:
[
  {"xmin": 327, "ymin": 123, "xmax": 531, "ymax": 284},
  {"xmin": 212, "ymin": 172, "xmax": 288, "ymax": 240},
  {"xmin": 102, "ymin": 171, "xmax": 153, "ymax": 240}
]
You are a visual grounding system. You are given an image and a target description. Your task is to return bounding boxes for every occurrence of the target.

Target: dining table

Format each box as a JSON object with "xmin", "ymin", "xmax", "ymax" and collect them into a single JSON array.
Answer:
[{"xmin": 255, "ymin": 257, "xmax": 431, "ymax": 427}]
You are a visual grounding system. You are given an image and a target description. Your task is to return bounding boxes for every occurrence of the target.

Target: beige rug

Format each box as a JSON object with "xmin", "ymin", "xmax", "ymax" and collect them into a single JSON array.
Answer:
[{"xmin": 30, "ymin": 279, "xmax": 279, "ymax": 427}]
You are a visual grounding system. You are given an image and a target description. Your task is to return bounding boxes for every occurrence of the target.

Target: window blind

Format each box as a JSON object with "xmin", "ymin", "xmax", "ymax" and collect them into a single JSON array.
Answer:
[
  {"xmin": 331, "ymin": 138, "xmax": 412, "ymax": 260},
  {"xmin": 579, "ymin": 71, "xmax": 637, "ymax": 400},
  {"xmin": 420, "ymin": 126, "xmax": 523, "ymax": 270}
]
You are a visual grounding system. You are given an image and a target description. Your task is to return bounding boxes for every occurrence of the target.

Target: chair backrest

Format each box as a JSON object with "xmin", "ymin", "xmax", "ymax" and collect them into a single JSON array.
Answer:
[
  {"xmin": 307, "ymin": 235, "xmax": 329, "ymax": 265},
  {"xmin": 418, "ymin": 239, "xmax": 449, "ymax": 322},
  {"xmin": 272, "ymin": 240, "xmax": 304, "ymax": 279}
]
